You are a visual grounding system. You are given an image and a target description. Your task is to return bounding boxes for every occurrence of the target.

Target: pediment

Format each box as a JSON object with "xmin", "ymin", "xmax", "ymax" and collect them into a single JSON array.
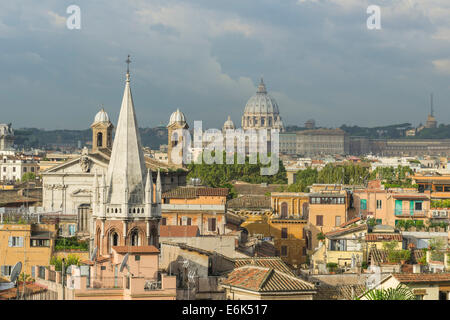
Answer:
[{"xmin": 43, "ymin": 154, "xmax": 108, "ymax": 174}]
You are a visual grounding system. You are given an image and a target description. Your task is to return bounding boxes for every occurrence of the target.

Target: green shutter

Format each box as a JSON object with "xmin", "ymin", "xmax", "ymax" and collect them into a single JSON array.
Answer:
[{"xmin": 360, "ymin": 199, "xmax": 367, "ymax": 210}]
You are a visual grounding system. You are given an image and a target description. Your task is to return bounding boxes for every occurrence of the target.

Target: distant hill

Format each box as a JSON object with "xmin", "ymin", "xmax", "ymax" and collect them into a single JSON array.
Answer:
[{"xmin": 14, "ymin": 127, "xmax": 168, "ymax": 150}]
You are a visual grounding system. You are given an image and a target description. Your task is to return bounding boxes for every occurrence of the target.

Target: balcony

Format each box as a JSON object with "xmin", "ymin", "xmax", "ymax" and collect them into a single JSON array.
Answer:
[{"xmin": 394, "ymin": 209, "xmax": 427, "ymax": 218}]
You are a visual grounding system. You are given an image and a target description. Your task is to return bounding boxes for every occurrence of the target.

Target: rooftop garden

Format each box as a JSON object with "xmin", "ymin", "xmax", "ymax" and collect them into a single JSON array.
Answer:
[
  {"xmin": 55, "ymin": 237, "xmax": 89, "ymax": 251},
  {"xmin": 431, "ymin": 200, "xmax": 450, "ymax": 209}
]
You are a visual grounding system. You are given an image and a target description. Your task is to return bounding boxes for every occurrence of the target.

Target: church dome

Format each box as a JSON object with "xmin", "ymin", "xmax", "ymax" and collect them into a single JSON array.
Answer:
[
  {"xmin": 243, "ymin": 78, "xmax": 280, "ymax": 115},
  {"xmin": 168, "ymin": 109, "xmax": 186, "ymax": 126},
  {"xmin": 94, "ymin": 108, "xmax": 110, "ymax": 123},
  {"xmin": 223, "ymin": 116, "xmax": 235, "ymax": 130}
]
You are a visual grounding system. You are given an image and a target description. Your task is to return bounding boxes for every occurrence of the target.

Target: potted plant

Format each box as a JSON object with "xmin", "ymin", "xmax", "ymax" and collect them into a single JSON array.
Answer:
[{"xmin": 326, "ymin": 262, "xmax": 338, "ymax": 274}]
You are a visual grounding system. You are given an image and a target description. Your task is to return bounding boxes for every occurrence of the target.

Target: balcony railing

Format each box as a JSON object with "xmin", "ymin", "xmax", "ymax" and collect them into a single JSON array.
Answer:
[
  {"xmin": 91, "ymin": 276, "xmax": 123, "ymax": 289},
  {"xmin": 394, "ymin": 209, "xmax": 427, "ymax": 217}
]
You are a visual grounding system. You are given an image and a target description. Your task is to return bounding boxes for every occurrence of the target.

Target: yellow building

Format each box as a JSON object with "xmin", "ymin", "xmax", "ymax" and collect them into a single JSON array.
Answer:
[
  {"xmin": 306, "ymin": 190, "xmax": 352, "ymax": 254},
  {"xmin": 235, "ymin": 193, "xmax": 309, "ymax": 269},
  {"xmin": 0, "ymin": 223, "xmax": 56, "ymax": 277},
  {"xmin": 312, "ymin": 222, "xmax": 367, "ymax": 271}
]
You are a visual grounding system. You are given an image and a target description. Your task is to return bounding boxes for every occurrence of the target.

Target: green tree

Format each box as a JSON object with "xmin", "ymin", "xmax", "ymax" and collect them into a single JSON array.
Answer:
[
  {"xmin": 21, "ymin": 172, "xmax": 36, "ymax": 182},
  {"xmin": 356, "ymin": 284, "xmax": 415, "ymax": 300}
]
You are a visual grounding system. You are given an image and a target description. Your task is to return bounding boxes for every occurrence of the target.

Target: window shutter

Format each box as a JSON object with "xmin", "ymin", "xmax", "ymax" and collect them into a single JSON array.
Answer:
[
  {"xmin": 1, "ymin": 266, "xmax": 5, "ymax": 276},
  {"xmin": 19, "ymin": 237, "xmax": 24, "ymax": 247},
  {"xmin": 8, "ymin": 237, "xmax": 12, "ymax": 247}
]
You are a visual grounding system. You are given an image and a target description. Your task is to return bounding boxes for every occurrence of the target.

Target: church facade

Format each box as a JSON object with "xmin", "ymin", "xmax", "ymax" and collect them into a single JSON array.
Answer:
[{"xmin": 41, "ymin": 71, "xmax": 187, "ymax": 245}]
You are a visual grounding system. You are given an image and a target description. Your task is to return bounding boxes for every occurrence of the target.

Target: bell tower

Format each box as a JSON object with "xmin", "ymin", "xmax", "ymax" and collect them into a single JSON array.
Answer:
[
  {"xmin": 91, "ymin": 108, "xmax": 114, "ymax": 153},
  {"xmin": 167, "ymin": 109, "xmax": 188, "ymax": 166}
]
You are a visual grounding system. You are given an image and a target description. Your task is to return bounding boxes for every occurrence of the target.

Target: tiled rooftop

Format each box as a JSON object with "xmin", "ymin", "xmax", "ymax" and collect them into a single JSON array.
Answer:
[
  {"xmin": 222, "ymin": 266, "xmax": 315, "ymax": 293},
  {"xmin": 234, "ymin": 257, "xmax": 295, "ymax": 276},
  {"xmin": 162, "ymin": 187, "xmax": 229, "ymax": 199},
  {"xmin": 112, "ymin": 245, "xmax": 160, "ymax": 254},
  {"xmin": 159, "ymin": 225, "xmax": 199, "ymax": 238},
  {"xmin": 393, "ymin": 273, "xmax": 450, "ymax": 283},
  {"xmin": 366, "ymin": 233, "xmax": 403, "ymax": 242}
]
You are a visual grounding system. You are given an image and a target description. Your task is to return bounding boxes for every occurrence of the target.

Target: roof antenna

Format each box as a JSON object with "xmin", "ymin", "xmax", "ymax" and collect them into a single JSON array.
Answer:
[{"xmin": 120, "ymin": 253, "xmax": 132, "ymax": 276}]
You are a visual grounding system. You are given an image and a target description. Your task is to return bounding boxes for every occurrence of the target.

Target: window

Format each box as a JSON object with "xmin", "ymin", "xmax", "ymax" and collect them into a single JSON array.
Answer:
[
  {"xmin": 329, "ymin": 239, "xmax": 347, "ymax": 251},
  {"xmin": 23, "ymin": 167, "xmax": 27, "ymax": 173},
  {"xmin": 187, "ymin": 217, "xmax": 192, "ymax": 226},
  {"xmin": 376, "ymin": 219, "xmax": 382, "ymax": 225},
  {"xmin": 281, "ymin": 228, "xmax": 288, "ymax": 239},
  {"xmin": 415, "ymin": 201, "xmax": 423, "ymax": 211},
  {"xmin": 208, "ymin": 218, "xmax": 216, "ymax": 232},
  {"xmin": 112, "ymin": 232, "xmax": 119, "ymax": 247},
  {"xmin": 280, "ymin": 202, "xmax": 288, "ymax": 218},
  {"xmin": 2, "ymin": 167, "xmax": 5, "ymax": 172},
  {"xmin": 1, "ymin": 265, "xmax": 12, "ymax": 276},
  {"xmin": 8, "ymin": 236, "xmax": 24, "ymax": 247},
  {"xmin": 135, "ymin": 255, "xmax": 141, "ymax": 261},
  {"xmin": 68, "ymin": 224, "xmax": 76, "ymax": 236},
  {"xmin": 376, "ymin": 200, "xmax": 382, "ymax": 209},
  {"xmin": 130, "ymin": 231, "xmax": 139, "ymax": 246},
  {"xmin": 281, "ymin": 246, "xmax": 288, "ymax": 257},
  {"xmin": 161, "ymin": 218, "xmax": 167, "ymax": 225},
  {"xmin": 335, "ymin": 216, "xmax": 341, "ymax": 227},
  {"xmin": 13, "ymin": 167, "xmax": 16, "ymax": 172},
  {"xmin": 97, "ymin": 132, "xmax": 103, "ymax": 147},
  {"xmin": 31, "ymin": 167, "xmax": 34, "ymax": 172},
  {"xmin": 31, "ymin": 239, "xmax": 50, "ymax": 247},
  {"xmin": 316, "ymin": 215, "xmax": 323, "ymax": 226}
]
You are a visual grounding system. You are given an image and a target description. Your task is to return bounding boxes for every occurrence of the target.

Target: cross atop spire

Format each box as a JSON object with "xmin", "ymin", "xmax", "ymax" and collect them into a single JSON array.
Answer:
[
  {"xmin": 126, "ymin": 55, "xmax": 131, "ymax": 80},
  {"xmin": 257, "ymin": 77, "xmax": 267, "ymax": 94}
]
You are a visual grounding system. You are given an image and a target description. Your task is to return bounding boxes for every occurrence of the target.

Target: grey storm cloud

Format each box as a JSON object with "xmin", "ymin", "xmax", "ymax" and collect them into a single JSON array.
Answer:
[{"xmin": 0, "ymin": 0, "xmax": 449, "ymax": 130}]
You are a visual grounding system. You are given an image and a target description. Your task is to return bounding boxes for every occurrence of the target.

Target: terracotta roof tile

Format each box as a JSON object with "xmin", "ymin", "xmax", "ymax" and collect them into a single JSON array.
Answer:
[
  {"xmin": 393, "ymin": 273, "xmax": 450, "ymax": 283},
  {"xmin": 112, "ymin": 246, "xmax": 159, "ymax": 254},
  {"xmin": 159, "ymin": 225, "xmax": 199, "ymax": 238},
  {"xmin": 162, "ymin": 187, "xmax": 228, "ymax": 199},
  {"xmin": 227, "ymin": 195, "xmax": 271, "ymax": 209},
  {"xmin": 222, "ymin": 266, "xmax": 315, "ymax": 293},
  {"xmin": 340, "ymin": 217, "xmax": 361, "ymax": 228},
  {"xmin": 366, "ymin": 233, "xmax": 403, "ymax": 242},
  {"xmin": 0, "ymin": 283, "xmax": 47, "ymax": 300},
  {"xmin": 234, "ymin": 257, "xmax": 295, "ymax": 276}
]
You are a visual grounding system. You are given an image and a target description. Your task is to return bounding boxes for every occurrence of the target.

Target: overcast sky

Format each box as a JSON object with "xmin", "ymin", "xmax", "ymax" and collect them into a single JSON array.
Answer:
[{"xmin": 1, "ymin": 0, "xmax": 450, "ymax": 130}]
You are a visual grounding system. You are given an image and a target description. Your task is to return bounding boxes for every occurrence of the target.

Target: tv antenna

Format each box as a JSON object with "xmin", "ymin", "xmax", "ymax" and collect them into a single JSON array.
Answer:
[{"xmin": 90, "ymin": 247, "xmax": 98, "ymax": 261}]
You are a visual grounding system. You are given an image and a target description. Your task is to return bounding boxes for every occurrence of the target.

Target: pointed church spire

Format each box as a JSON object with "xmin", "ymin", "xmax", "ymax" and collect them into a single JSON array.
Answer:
[
  {"xmin": 156, "ymin": 169, "xmax": 162, "ymax": 204},
  {"xmin": 145, "ymin": 168, "xmax": 153, "ymax": 204},
  {"xmin": 105, "ymin": 56, "xmax": 146, "ymax": 205}
]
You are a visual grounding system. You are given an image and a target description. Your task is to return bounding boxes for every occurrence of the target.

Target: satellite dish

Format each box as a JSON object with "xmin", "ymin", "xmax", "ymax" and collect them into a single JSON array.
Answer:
[
  {"xmin": 10, "ymin": 262, "xmax": 22, "ymax": 284},
  {"xmin": 90, "ymin": 247, "xmax": 98, "ymax": 261},
  {"xmin": 119, "ymin": 253, "xmax": 129, "ymax": 273}
]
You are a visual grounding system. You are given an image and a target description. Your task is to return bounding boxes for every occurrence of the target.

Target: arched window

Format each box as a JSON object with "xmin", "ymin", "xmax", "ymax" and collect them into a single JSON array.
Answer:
[
  {"xmin": 130, "ymin": 230, "xmax": 139, "ymax": 246},
  {"xmin": 281, "ymin": 202, "xmax": 288, "ymax": 219},
  {"xmin": 109, "ymin": 231, "xmax": 119, "ymax": 253},
  {"xmin": 97, "ymin": 132, "xmax": 103, "ymax": 147},
  {"xmin": 172, "ymin": 132, "xmax": 178, "ymax": 147}
]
